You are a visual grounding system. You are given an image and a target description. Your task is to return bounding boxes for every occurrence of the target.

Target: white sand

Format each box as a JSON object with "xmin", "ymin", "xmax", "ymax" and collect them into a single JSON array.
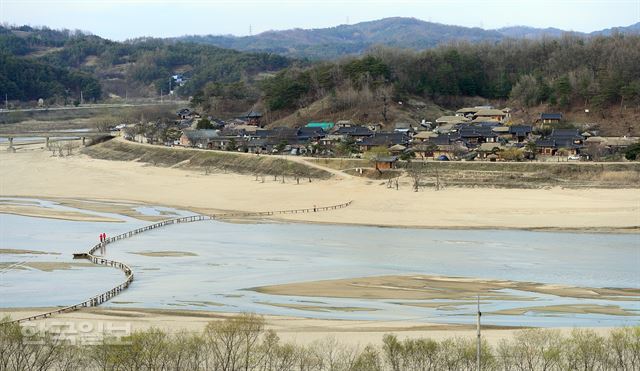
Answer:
[
  {"xmin": 1, "ymin": 145, "xmax": 638, "ymax": 231},
  {"xmin": 0, "ymin": 307, "xmax": 619, "ymax": 346}
]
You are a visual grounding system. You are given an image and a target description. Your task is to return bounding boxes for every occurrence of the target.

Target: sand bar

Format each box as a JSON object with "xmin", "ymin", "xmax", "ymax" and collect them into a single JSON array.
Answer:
[
  {"xmin": 1, "ymin": 144, "xmax": 638, "ymax": 231},
  {"xmin": 0, "ymin": 261, "xmax": 105, "ymax": 272},
  {"xmin": 490, "ymin": 304, "xmax": 636, "ymax": 316},
  {"xmin": 129, "ymin": 250, "xmax": 198, "ymax": 257},
  {"xmin": 253, "ymin": 274, "xmax": 640, "ymax": 301},
  {"xmin": 0, "ymin": 204, "xmax": 122, "ymax": 223},
  {"xmin": 0, "ymin": 248, "xmax": 60, "ymax": 255}
]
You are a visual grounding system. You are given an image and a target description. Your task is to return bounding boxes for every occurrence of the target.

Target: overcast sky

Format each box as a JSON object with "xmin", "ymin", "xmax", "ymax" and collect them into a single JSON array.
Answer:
[{"xmin": 1, "ymin": 0, "xmax": 639, "ymax": 41}]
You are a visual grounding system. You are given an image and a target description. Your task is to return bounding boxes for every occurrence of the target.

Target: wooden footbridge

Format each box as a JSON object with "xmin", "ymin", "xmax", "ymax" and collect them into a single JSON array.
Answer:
[{"xmin": 2, "ymin": 201, "xmax": 353, "ymax": 324}]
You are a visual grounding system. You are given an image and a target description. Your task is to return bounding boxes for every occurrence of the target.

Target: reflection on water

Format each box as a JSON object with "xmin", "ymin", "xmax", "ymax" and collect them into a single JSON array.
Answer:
[{"xmin": 0, "ymin": 198, "xmax": 638, "ymax": 327}]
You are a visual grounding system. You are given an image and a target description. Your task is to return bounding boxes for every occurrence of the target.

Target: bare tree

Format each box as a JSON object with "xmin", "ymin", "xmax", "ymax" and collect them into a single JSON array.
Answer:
[
  {"xmin": 433, "ymin": 163, "xmax": 443, "ymax": 191},
  {"xmin": 63, "ymin": 141, "xmax": 78, "ymax": 156},
  {"xmin": 406, "ymin": 162, "xmax": 425, "ymax": 192},
  {"xmin": 94, "ymin": 116, "xmax": 115, "ymax": 133}
]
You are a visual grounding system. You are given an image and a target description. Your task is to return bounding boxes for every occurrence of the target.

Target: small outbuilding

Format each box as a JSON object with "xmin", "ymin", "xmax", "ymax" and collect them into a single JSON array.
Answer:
[{"xmin": 374, "ymin": 156, "xmax": 398, "ymax": 170}]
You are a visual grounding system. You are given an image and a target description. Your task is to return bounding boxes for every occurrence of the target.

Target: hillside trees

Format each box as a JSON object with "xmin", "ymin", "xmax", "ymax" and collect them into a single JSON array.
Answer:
[
  {"xmin": 260, "ymin": 57, "xmax": 391, "ymax": 112},
  {"xmin": 1, "ymin": 25, "xmax": 292, "ymax": 103},
  {"xmin": 0, "ymin": 53, "xmax": 102, "ymax": 102},
  {"xmin": 258, "ymin": 34, "xmax": 640, "ymax": 114},
  {"xmin": 2, "ymin": 23, "xmax": 639, "ymax": 113}
]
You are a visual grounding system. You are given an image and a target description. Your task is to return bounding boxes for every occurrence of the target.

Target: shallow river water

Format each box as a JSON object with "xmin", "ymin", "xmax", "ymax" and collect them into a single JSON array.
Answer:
[{"xmin": 1, "ymin": 198, "xmax": 638, "ymax": 327}]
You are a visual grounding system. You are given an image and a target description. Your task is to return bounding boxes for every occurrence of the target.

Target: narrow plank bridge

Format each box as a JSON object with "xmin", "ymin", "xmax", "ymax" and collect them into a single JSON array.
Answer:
[{"xmin": 2, "ymin": 201, "xmax": 353, "ymax": 324}]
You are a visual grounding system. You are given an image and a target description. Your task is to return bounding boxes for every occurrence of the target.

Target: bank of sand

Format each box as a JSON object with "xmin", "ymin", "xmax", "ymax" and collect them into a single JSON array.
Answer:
[
  {"xmin": 253, "ymin": 274, "xmax": 640, "ymax": 304},
  {"xmin": 1, "ymin": 144, "xmax": 639, "ymax": 231},
  {"xmin": 0, "ymin": 307, "xmax": 621, "ymax": 346},
  {"xmin": 1, "ymin": 146, "xmax": 638, "ymax": 341}
]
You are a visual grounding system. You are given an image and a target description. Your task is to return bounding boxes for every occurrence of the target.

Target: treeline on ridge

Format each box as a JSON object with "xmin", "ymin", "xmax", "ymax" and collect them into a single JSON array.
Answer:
[
  {"xmin": 3, "ymin": 24, "xmax": 640, "ymax": 117},
  {"xmin": 252, "ymin": 35, "xmax": 640, "ymax": 116},
  {"xmin": 0, "ymin": 25, "xmax": 292, "ymax": 103}
]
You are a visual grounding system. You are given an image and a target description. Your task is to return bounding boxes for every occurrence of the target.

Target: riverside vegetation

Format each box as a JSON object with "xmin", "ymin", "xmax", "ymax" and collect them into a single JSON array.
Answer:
[
  {"xmin": 82, "ymin": 139, "xmax": 640, "ymax": 189},
  {"xmin": 1, "ymin": 314, "xmax": 638, "ymax": 370},
  {"xmin": 81, "ymin": 139, "xmax": 330, "ymax": 180}
]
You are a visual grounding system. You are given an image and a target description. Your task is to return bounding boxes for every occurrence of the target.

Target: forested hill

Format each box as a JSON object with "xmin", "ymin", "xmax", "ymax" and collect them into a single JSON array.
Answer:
[
  {"xmin": 246, "ymin": 34, "xmax": 640, "ymax": 131},
  {"xmin": 178, "ymin": 17, "xmax": 640, "ymax": 60},
  {"xmin": 0, "ymin": 25, "xmax": 292, "ymax": 104}
]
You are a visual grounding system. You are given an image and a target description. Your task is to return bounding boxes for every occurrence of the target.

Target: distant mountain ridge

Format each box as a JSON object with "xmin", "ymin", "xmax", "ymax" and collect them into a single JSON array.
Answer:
[{"xmin": 177, "ymin": 17, "xmax": 640, "ymax": 59}]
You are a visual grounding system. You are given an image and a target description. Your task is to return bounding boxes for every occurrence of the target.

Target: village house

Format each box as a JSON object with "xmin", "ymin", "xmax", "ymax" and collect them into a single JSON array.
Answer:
[
  {"xmin": 176, "ymin": 108, "xmax": 198, "ymax": 120},
  {"xmin": 388, "ymin": 144, "xmax": 407, "ymax": 156},
  {"xmin": 319, "ymin": 134, "xmax": 343, "ymax": 147},
  {"xmin": 249, "ymin": 127, "xmax": 324, "ymax": 154},
  {"xmin": 457, "ymin": 124, "xmax": 498, "ymax": 146},
  {"xmin": 423, "ymin": 133, "xmax": 468, "ymax": 159},
  {"xmin": 229, "ymin": 124, "xmax": 259, "ymax": 135},
  {"xmin": 243, "ymin": 110, "xmax": 263, "ymax": 126},
  {"xmin": 436, "ymin": 115, "xmax": 470, "ymax": 125},
  {"xmin": 412, "ymin": 142, "xmax": 437, "ymax": 159},
  {"xmin": 297, "ymin": 126, "xmax": 326, "ymax": 141},
  {"xmin": 455, "ymin": 107, "xmax": 479, "ymax": 118},
  {"xmin": 358, "ymin": 132, "xmax": 409, "ymax": 152},
  {"xmin": 539, "ymin": 113, "xmax": 563, "ymax": 125},
  {"xmin": 334, "ymin": 126, "xmax": 374, "ymax": 141},
  {"xmin": 220, "ymin": 126, "xmax": 248, "ymax": 138},
  {"xmin": 502, "ymin": 108, "xmax": 512, "ymax": 120},
  {"xmin": 412, "ymin": 131, "xmax": 438, "ymax": 142},
  {"xmin": 207, "ymin": 134, "xmax": 251, "ymax": 151},
  {"xmin": 477, "ymin": 142, "xmax": 509, "ymax": 160},
  {"xmin": 433, "ymin": 144, "xmax": 468, "ymax": 160},
  {"xmin": 509, "ymin": 125, "xmax": 533, "ymax": 142},
  {"xmin": 179, "ymin": 129, "xmax": 220, "ymax": 148},
  {"xmin": 584, "ymin": 136, "xmax": 640, "ymax": 157},
  {"xmin": 535, "ymin": 128, "xmax": 584, "ymax": 156},
  {"xmin": 394, "ymin": 122, "xmax": 414, "ymax": 134},
  {"xmin": 200, "ymin": 118, "xmax": 225, "ymax": 130},
  {"xmin": 491, "ymin": 126, "xmax": 512, "ymax": 141},
  {"xmin": 472, "ymin": 108, "xmax": 508, "ymax": 123},
  {"xmin": 433, "ymin": 122, "xmax": 458, "ymax": 134},
  {"xmin": 246, "ymin": 138, "xmax": 270, "ymax": 154}
]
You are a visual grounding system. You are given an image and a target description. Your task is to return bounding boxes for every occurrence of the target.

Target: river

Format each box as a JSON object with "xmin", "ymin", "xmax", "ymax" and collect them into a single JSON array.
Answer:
[{"xmin": 1, "ymin": 197, "xmax": 638, "ymax": 327}]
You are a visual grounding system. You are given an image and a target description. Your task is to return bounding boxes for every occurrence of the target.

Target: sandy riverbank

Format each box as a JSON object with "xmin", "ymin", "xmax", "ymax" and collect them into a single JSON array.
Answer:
[
  {"xmin": 1, "ymin": 144, "xmax": 638, "ymax": 231},
  {"xmin": 0, "ymin": 307, "xmax": 622, "ymax": 346},
  {"xmin": 0, "ymin": 203, "xmax": 123, "ymax": 222},
  {"xmin": 253, "ymin": 274, "xmax": 640, "ymax": 303}
]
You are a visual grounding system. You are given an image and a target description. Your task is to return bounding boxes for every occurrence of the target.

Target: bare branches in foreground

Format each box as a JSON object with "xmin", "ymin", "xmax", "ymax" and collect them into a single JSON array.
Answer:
[{"xmin": 1, "ymin": 314, "xmax": 638, "ymax": 370}]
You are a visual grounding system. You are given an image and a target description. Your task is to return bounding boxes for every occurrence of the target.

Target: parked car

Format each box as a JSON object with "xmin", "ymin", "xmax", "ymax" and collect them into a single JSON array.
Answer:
[
  {"xmin": 437, "ymin": 155, "xmax": 450, "ymax": 161},
  {"xmin": 568, "ymin": 155, "xmax": 580, "ymax": 161}
]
